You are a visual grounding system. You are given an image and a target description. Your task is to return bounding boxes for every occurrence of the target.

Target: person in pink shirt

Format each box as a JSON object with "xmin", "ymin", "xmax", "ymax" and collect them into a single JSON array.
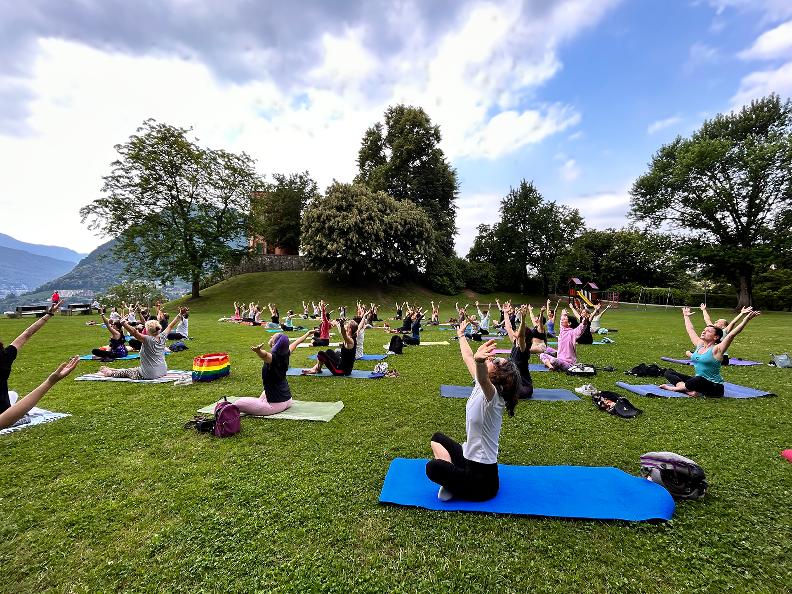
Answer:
[
  {"xmin": 311, "ymin": 300, "xmax": 331, "ymax": 347},
  {"xmin": 539, "ymin": 309, "xmax": 585, "ymax": 371}
]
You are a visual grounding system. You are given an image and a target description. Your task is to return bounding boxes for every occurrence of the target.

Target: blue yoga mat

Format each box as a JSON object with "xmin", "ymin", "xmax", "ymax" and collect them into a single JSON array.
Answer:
[
  {"xmin": 286, "ymin": 368, "xmax": 384, "ymax": 379},
  {"xmin": 79, "ymin": 352, "xmax": 172, "ymax": 361},
  {"xmin": 660, "ymin": 356, "xmax": 762, "ymax": 367},
  {"xmin": 379, "ymin": 458, "xmax": 675, "ymax": 522},
  {"xmin": 616, "ymin": 381, "xmax": 774, "ymax": 399},
  {"xmin": 308, "ymin": 354, "xmax": 387, "ymax": 361},
  {"xmin": 440, "ymin": 385, "xmax": 579, "ymax": 401}
]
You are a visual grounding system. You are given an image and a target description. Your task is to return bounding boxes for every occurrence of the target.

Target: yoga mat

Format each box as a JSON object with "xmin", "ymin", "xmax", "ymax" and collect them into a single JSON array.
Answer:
[
  {"xmin": 197, "ymin": 398, "xmax": 344, "ymax": 421},
  {"xmin": 379, "ymin": 458, "xmax": 675, "ymax": 522},
  {"xmin": 591, "ymin": 341, "xmax": 615, "ymax": 345},
  {"xmin": 381, "ymin": 341, "xmax": 450, "ymax": 349},
  {"xmin": 493, "ymin": 347, "xmax": 557, "ymax": 355},
  {"xmin": 440, "ymin": 385, "xmax": 579, "ymax": 401},
  {"xmin": 296, "ymin": 342, "xmax": 341, "ymax": 348},
  {"xmin": 660, "ymin": 356, "xmax": 762, "ymax": 367},
  {"xmin": 307, "ymin": 354, "xmax": 387, "ymax": 361},
  {"xmin": 615, "ymin": 381, "xmax": 774, "ymax": 399},
  {"xmin": 0, "ymin": 408, "xmax": 71, "ymax": 436},
  {"xmin": 79, "ymin": 352, "xmax": 172, "ymax": 361},
  {"xmin": 286, "ymin": 368, "xmax": 384, "ymax": 379},
  {"xmin": 75, "ymin": 370, "xmax": 191, "ymax": 383}
]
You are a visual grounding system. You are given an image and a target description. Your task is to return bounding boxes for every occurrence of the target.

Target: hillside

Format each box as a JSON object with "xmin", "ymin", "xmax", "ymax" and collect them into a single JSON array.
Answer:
[
  {"xmin": 0, "ymin": 232, "xmax": 85, "ymax": 263},
  {"xmin": 35, "ymin": 239, "xmax": 125, "ymax": 293},
  {"xmin": 0, "ymin": 245, "xmax": 75, "ymax": 293}
]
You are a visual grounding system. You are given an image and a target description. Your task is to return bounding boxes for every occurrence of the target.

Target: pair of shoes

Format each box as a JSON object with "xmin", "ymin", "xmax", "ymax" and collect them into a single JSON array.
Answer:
[{"xmin": 575, "ymin": 384, "xmax": 599, "ymax": 396}]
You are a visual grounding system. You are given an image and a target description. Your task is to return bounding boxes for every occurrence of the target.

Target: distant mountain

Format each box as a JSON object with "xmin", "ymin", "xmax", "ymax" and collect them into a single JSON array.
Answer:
[
  {"xmin": 0, "ymin": 232, "xmax": 86, "ymax": 263},
  {"xmin": 0, "ymin": 245, "xmax": 75, "ymax": 292},
  {"xmin": 36, "ymin": 239, "xmax": 126, "ymax": 293}
]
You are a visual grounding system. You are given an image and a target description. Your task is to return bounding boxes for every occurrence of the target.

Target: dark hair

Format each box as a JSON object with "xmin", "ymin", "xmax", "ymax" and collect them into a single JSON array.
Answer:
[
  {"xmin": 706, "ymin": 325, "xmax": 724, "ymax": 342},
  {"xmin": 490, "ymin": 359, "xmax": 520, "ymax": 417}
]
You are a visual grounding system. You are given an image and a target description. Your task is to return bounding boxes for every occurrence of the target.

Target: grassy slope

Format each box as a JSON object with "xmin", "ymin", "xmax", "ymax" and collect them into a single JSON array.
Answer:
[{"xmin": 0, "ymin": 271, "xmax": 790, "ymax": 593}]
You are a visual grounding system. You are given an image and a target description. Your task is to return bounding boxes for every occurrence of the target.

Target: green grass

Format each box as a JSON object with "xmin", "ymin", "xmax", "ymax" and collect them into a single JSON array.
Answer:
[{"xmin": 1, "ymin": 271, "xmax": 790, "ymax": 593}]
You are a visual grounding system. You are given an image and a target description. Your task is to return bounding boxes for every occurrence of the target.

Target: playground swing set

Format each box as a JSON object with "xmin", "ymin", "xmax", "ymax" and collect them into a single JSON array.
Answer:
[{"xmin": 567, "ymin": 278, "xmax": 619, "ymax": 308}]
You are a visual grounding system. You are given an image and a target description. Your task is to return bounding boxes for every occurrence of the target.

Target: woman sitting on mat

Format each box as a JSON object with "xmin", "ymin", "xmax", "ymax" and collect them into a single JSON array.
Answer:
[
  {"xmin": 570, "ymin": 303, "xmax": 593, "ymax": 345},
  {"xmin": 545, "ymin": 299, "xmax": 559, "ymax": 337},
  {"xmin": 426, "ymin": 327, "xmax": 520, "ymax": 502},
  {"xmin": 660, "ymin": 307, "xmax": 761, "ymax": 397},
  {"xmin": 1, "ymin": 301, "xmax": 59, "ymax": 415},
  {"xmin": 539, "ymin": 309, "xmax": 586, "ymax": 371},
  {"xmin": 403, "ymin": 307, "xmax": 424, "ymax": 345},
  {"xmin": 0, "ymin": 357, "xmax": 79, "ymax": 431},
  {"xmin": 92, "ymin": 313, "xmax": 128, "ymax": 360},
  {"xmin": 589, "ymin": 302, "xmax": 611, "ymax": 334},
  {"xmin": 303, "ymin": 319, "xmax": 358, "ymax": 376},
  {"xmin": 354, "ymin": 311, "xmax": 372, "ymax": 359},
  {"xmin": 430, "ymin": 300, "xmax": 440, "ymax": 325},
  {"xmin": 99, "ymin": 314, "xmax": 182, "ymax": 380},
  {"xmin": 311, "ymin": 300, "xmax": 331, "ymax": 346},
  {"xmin": 527, "ymin": 303, "xmax": 548, "ymax": 352},
  {"xmin": 504, "ymin": 304, "xmax": 542, "ymax": 399},
  {"xmin": 476, "ymin": 301, "xmax": 491, "ymax": 335},
  {"xmin": 233, "ymin": 331, "xmax": 313, "ymax": 416},
  {"xmin": 268, "ymin": 303, "xmax": 280, "ymax": 325},
  {"xmin": 167, "ymin": 307, "xmax": 190, "ymax": 340}
]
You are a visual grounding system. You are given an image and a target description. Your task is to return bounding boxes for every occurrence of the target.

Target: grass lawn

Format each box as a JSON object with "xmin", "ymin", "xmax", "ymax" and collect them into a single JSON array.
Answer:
[{"xmin": 1, "ymin": 272, "xmax": 790, "ymax": 593}]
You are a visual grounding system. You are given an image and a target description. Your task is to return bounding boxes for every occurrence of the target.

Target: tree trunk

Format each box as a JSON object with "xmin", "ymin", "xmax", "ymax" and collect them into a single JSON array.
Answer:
[
  {"xmin": 735, "ymin": 270, "xmax": 753, "ymax": 310},
  {"xmin": 191, "ymin": 279, "xmax": 201, "ymax": 299}
]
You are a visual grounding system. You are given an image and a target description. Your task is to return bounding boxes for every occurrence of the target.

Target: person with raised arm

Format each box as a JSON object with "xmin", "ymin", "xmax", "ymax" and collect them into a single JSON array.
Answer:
[
  {"xmin": 476, "ymin": 301, "xmax": 492, "ymax": 335},
  {"xmin": 0, "ymin": 301, "xmax": 60, "ymax": 415},
  {"xmin": 660, "ymin": 307, "xmax": 761, "ymax": 397},
  {"xmin": 0, "ymin": 357, "xmax": 79, "ymax": 430},
  {"xmin": 233, "ymin": 331, "xmax": 313, "ymax": 416},
  {"xmin": 504, "ymin": 304, "xmax": 542, "ymax": 399},
  {"xmin": 699, "ymin": 304, "xmax": 753, "ymax": 364},
  {"xmin": 98, "ymin": 313, "xmax": 183, "ymax": 380},
  {"xmin": 91, "ymin": 312, "xmax": 128, "ymax": 360},
  {"xmin": 589, "ymin": 302, "xmax": 610, "ymax": 334},
  {"xmin": 538, "ymin": 308, "xmax": 586, "ymax": 371},
  {"xmin": 403, "ymin": 307, "xmax": 424, "ymax": 345},
  {"xmin": 311, "ymin": 300, "xmax": 331, "ymax": 346},
  {"xmin": 425, "ymin": 326, "xmax": 520, "ymax": 502},
  {"xmin": 545, "ymin": 299, "xmax": 559, "ymax": 337},
  {"xmin": 430, "ymin": 300, "xmax": 440, "ymax": 325},
  {"xmin": 303, "ymin": 319, "xmax": 358, "ymax": 376}
]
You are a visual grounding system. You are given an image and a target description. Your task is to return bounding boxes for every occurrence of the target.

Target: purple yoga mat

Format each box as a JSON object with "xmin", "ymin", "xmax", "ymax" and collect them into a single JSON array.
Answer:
[
  {"xmin": 661, "ymin": 356, "xmax": 762, "ymax": 367},
  {"xmin": 494, "ymin": 347, "xmax": 557, "ymax": 355}
]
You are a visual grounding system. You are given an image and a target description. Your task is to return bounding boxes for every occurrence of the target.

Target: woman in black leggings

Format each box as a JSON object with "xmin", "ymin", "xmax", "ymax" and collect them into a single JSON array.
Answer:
[
  {"xmin": 91, "ymin": 313, "xmax": 128, "ymax": 360},
  {"xmin": 302, "ymin": 319, "xmax": 358, "ymax": 376}
]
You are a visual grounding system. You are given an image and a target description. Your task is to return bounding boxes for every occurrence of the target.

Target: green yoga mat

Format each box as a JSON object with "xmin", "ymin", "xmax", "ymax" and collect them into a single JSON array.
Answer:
[{"xmin": 197, "ymin": 398, "xmax": 344, "ymax": 421}]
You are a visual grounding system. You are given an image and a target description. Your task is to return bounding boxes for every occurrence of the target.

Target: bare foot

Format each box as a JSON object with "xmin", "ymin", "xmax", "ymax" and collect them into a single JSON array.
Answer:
[
  {"xmin": 658, "ymin": 384, "xmax": 674, "ymax": 390},
  {"xmin": 301, "ymin": 367, "xmax": 321, "ymax": 375},
  {"xmin": 98, "ymin": 366, "xmax": 112, "ymax": 376}
]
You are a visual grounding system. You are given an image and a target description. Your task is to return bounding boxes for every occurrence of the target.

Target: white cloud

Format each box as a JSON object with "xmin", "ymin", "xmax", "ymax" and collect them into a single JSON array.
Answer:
[
  {"xmin": 647, "ymin": 116, "xmax": 683, "ymax": 134},
  {"xmin": 738, "ymin": 20, "xmax": 792, "ymax": 60},
  {"xmin": 454, "ymin": 192, "xmax": 503, "ymax": 257},
  {"xmin": 731, "ymin": 60, "xmax": 792, "ymax": 109},
  {"xmin": 559, "ymin": 158, "xmax": 581, "ymax": 182},
  {"xmin": 561, "ymin": 187, "xmax": 632, "ymax": 230},
  {"xmin": 706, "ymin": 0, "xmax": 792, "ymax": 22}
]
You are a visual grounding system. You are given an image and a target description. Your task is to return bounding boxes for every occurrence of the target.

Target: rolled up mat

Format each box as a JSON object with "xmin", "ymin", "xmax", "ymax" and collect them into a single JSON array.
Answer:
[
  {"xmin": 615, "ymin": 381, "xmax": 774, "ymax": 399},
  {"xmin": 286, "ymin": 368, "xmax": 384, "ymax": 379},
  {"xmin": 307, "ymin": 353, "xmax": 387, "ymax": 361},
  {"xmin": 197, "ymin": 398, "xmax": 344, "ymax": 421},
  {"xmin": 440, "ymin": 385, "xmax": 579, "ymax": 401},
  {"xmin": 379, "ymin": 458, "xmax": 675, "ymax": 522},
  {"xmin": 660, "ymin": 356, "xmax": 762, "ymax": 367}
]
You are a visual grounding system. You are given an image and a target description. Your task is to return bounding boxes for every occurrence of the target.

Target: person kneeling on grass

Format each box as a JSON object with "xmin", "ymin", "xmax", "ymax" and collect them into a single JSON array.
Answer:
[
  {"xmin": 0, "ymin": 357, "xmax": 79, "ymax": 430},
  {"xmin": 233, "ymin": 331, "xmax": 313, "ymax": 416},
  {"xmin": 99, "ymin": 315, "xmax": 182, "ymax": 380},
  {"xmin": 425, "ymin": 337, "xmax": 520, "ymax": 502},
  {"xmin": 539, "ymin": 309, "xmax": 585, "ymax": 371},
  {"xmin": 659, "ymin": 306, "xmax": 760, "ymax": 397},
  {"xmin": 303, "ymin": 319, "xmax": 357, "ymax": 376}
]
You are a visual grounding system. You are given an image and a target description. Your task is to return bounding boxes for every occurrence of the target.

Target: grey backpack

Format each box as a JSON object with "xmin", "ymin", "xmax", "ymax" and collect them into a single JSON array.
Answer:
[
  {"xmin": 640, "ymin": 452, "xmax": 707, "ymax": 500},
  {"xmin": 771, "ymin": 353, "xmax": 792, "ymax": 368}
]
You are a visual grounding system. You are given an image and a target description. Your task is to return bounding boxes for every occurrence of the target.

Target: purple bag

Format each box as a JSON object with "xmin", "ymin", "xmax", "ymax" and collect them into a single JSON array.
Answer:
[{"xmin": 213, "ymin": 398, "xmax": 241, "ymax": 438}]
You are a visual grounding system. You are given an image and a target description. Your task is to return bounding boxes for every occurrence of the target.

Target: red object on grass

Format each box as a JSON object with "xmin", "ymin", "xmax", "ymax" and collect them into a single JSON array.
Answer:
[{"xmin": 781, "ymin": 450, "xmax": 792, "ymax": 463}]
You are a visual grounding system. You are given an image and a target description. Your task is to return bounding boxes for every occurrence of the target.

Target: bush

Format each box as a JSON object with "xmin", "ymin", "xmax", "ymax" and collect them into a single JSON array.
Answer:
[
  {"xmin": 425, "ymin": 255, "xmax": 465, "ymax": 295},
  {"xmin": 463, "ymin": 260, "xmax": 498, "ymax": 294}
]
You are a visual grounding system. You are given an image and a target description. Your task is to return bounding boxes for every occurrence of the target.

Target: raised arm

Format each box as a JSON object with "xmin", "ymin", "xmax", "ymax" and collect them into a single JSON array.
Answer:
[
  {"xmin": 725, "ymin": 306, "xmax": 752, "ymax": 333},
  {"xmin": 289, "ymin": 331, "xmax": 314, "ymax": 353},
  {"xmin": 122, "ymin": 319, "xmax": 146, "ymax": 342},
  {"xmin": 473, "ymin": 340, "xmax": 497, "ymax": 401},
  {"xmin": 681, "ymin": 307, "xmax": 700, "ymax": 346},
  {"xmin": 0, "ymin": 357, "xmax": 78, "ymax": 430},
  {"xmin": 250, "ymin": 343, "xmax": 273, "ymax": 364},
  {"xmin": 10, "ymin": 301, "xmax": 59, "ymax": 350},
  {"xmin": 455, "ymin": 324, "xmax": 477, "ymax": 380},
  {"xmin": 715, "ymin": 310, "xmax": 761, "ymax": 355},
  {"xmin": 516, "ymin": 305, "xmax": 527, "ymax": 353},
  {"xmin": 503, "ymin": 305, "xmax": 517, "ymax": 342},
  {"xmin": 699, "ymin": 303, "xmax": 714, "ymax": 327}
]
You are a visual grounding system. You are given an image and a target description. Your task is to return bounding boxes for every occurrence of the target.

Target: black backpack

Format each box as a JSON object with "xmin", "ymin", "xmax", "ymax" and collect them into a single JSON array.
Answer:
[
  {"xmin": 626, "ymin": 363, "xmax": 666, "ymax": 377},
  {"xmin": 388, "ymin": 335, "xmax": 404, "ymax": 354},
  {"xmin": 592, "ymin": 391, "xmax": 642, "ymax": 418}
]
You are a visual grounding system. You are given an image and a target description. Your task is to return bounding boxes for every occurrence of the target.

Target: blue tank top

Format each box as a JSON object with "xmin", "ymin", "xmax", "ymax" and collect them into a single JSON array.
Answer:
[{"xmin": 690, "ymin": 345, "xmax": 724, "ymax": 384}]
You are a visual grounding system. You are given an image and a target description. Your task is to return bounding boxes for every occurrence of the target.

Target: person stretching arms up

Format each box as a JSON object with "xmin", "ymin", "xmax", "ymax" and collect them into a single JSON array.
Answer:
[
  {"xmin": 303, "ymin": 319, "xmax": 358, "ymax": 376},
  {"xmin": 0, "ymin": 357, "xmax": 79, "ymax": 430},
  {"xmin": 538, "ymin": 309, "xmax": 585, "ymax": 371}
]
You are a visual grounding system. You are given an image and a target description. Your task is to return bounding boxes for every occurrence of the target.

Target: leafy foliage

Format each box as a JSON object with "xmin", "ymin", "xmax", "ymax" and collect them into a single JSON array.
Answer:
[
  {"xmin": 80, "ymin": 119, "xmax": 262, "ymax": 298},
  {"xmin": 252, "ymin": 171, "xmax": 319, "ymax": 252},
  {"xmin": 98, "ymin": 280, "xmax": 166, "ymax": 307},
  {"xmin": 301, "ymin": 182, "xmax": 432, "ymax": 282},
  {"xmin": 630, "ymin": 95, "xmax": 792, "ymax": 307}
]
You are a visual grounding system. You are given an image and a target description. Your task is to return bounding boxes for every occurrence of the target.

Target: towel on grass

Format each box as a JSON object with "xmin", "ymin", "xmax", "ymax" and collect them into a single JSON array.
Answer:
[
  {"xmin": 197, "ymin": 397, "xmax": 344, "ymax": 421},
  {"xmin": 75, "ymin": 370, "xmax": 191, "ymax": 383},
  {"xmin": 1, "ymin": 407, "xmax": 70, "ymax": 436}
]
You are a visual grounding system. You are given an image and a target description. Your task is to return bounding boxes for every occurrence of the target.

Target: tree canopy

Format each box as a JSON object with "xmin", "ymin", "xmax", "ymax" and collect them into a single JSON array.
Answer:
[
  {"xmin": 252, "ymin": 171, "xmax": 318, "ymax": 253},
  {"xmin": 301, "ymin": 182, "xmax": 432, "ymax": 282},
  {"xmin": 630, "ymin": 94, "xmax": 792, "ymax": 307},
  {"xmin": 80, "ymin": 119, "xmax": 261, "ymax": 298}
]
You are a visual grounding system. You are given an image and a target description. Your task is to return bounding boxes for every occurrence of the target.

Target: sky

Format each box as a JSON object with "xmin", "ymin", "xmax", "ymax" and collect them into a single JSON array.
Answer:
[{"xmin": 1, "ymin": 0, "xmax": 791, "ymax": 256}]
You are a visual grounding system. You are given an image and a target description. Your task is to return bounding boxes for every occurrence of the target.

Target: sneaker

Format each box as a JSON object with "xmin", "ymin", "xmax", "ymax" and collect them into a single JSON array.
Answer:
[
  {"xmin": 437, "ymin": 486, "xmax": 454, "ymax": 501},
  {"xmin": 575, "ymin": 384, "xmax": 599, "ymax": 396}
]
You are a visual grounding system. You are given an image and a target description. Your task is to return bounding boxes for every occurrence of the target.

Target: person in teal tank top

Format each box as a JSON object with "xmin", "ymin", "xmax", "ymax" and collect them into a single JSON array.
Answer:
[{"xmin": 660, "ymin": 306, "xmax": 761, "ymax": 397}]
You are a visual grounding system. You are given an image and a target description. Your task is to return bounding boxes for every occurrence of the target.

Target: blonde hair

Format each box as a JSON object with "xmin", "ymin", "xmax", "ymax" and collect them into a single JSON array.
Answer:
[{"xmin": 145, "ymin": 320, "xmax": 162, "ymax": 335}]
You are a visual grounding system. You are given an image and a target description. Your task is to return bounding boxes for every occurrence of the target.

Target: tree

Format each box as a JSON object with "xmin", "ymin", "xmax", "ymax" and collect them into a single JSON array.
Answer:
[
  {"xmin": 80, "ymin": 119, "xmax": 262, "ymax": 298},
  {"xmin": 355, "ymin": 105, "xmax": 459, "ymax": 255},
  {"xmin": 467, "ymin": 180, "xmax": 584, "ymax": 294},
  {"xmin": 630, "ymin": 95, "xmax": 792, "ymax": 308},
  {"xmin": 98, "ymin": 280, "xmax": 165, "ymax": 308},
  {"xmin": 301, "ymin": 182, "xmax": 433, "ymax": 282},
  {"xmin": 252, "ymin": 171, "xmax": 318, "ymax": 253}
]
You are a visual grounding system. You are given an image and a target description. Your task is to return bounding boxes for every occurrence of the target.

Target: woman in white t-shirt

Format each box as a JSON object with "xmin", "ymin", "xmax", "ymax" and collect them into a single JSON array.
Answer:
[{"xmin": 426, "ymin": 325, "xmax": 520, "ymax": 502}]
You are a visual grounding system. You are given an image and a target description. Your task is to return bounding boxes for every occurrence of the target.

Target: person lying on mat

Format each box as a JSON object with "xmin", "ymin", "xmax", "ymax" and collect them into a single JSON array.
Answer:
[
  {"xmin": 539, "ymin": 309, "xmax": 586, "ymax": 371},
  {"xmin": 659, "ymin": 307, "xmax": 761, "ymax": 397},
  {"xmin": 1, "ymin": 301, "xmax": 60, "ymax": 415},
  {"xmin": 303, "ymin": 319, "xmax": 358, "ymax": 376},
  {"xmin": 426, "ymin": 329, "xmax": 520, "ymax": 502},
  {"xmin": 98, "ymin": 314, "xmax": 182, "ymax": 380},
  {"xmin": 233, "ymin": 331, "xmax": 314, "ymax": 416},
  {"xmin": 0, "ymin": 357, "xmax": 79, "ymax": 431},
  {"xmin": 91, "ymin": 313, "xmax": 128, "ymax": 360}
]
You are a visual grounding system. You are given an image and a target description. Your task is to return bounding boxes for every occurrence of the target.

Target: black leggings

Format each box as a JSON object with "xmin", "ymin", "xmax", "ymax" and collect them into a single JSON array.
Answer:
[
  {"xmin": 312, "ymin": 338, "xmax": 330, "ymax": 347},
  {"xmin": 663, "ymin": 370, "xmax": 724, "ymax": 397},
  {"xmin": 317, "ymin": 350, "xmax": 346, "ymax": 376},
  {"xmin": 518, "ymin": 381, "xmax": 534, "ymax": 399},
  {"xmin": 425, "ymin": 432, "xmax": 499, "ymax": 501},
  {"xmin": 403, "ymin": 336, "xmax": 420, "ymax": 345},
  {"xmin": 167, "ymin": 332, "xmax": 186, "ymax": 340},
  {"xmin": 91, "ymin": 348, "xmax": 125, "ymax": 359}
]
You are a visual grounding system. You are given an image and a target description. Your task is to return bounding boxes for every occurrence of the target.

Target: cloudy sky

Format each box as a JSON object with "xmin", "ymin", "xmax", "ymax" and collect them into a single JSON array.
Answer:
[{"xmin": 1, "ymin": 0, "xmax": 791, "ymax": 256}]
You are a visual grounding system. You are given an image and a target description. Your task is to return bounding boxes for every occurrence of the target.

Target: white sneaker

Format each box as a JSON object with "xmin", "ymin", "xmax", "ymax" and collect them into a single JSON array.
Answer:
[
  {"xmin": 575, "ymin": 384, "xmax": 599, "ymax": 396},
  {"xmin": 8, "ymin": 390, "xmax": 18, "ymax": 405},
  {"xmin": 437, "ymin": 486, "xmax": 454, "ymax": 501}
]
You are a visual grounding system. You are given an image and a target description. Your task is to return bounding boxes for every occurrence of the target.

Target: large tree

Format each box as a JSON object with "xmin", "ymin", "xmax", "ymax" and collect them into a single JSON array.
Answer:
[
  {"xmin": 252, "ymin": 171, "xmax": 319, "ymax": 253},
  {"xmin": 468, "ymin": 180, "xmax": 583, "ymax": 294},
  {"xmin": 80, "ymin": 120, "xmax": 261, "ymax": 298},
  {"xmin": 301, "ymin": 182, "xmax": 432, "ymax": 282},
  {"xmin": 355, "ymin": 104, "xmax": 458, "ymax": 255},
  {"xmin": 630, "ymin": 95, "xmax": 792, "ymax": 308}
]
